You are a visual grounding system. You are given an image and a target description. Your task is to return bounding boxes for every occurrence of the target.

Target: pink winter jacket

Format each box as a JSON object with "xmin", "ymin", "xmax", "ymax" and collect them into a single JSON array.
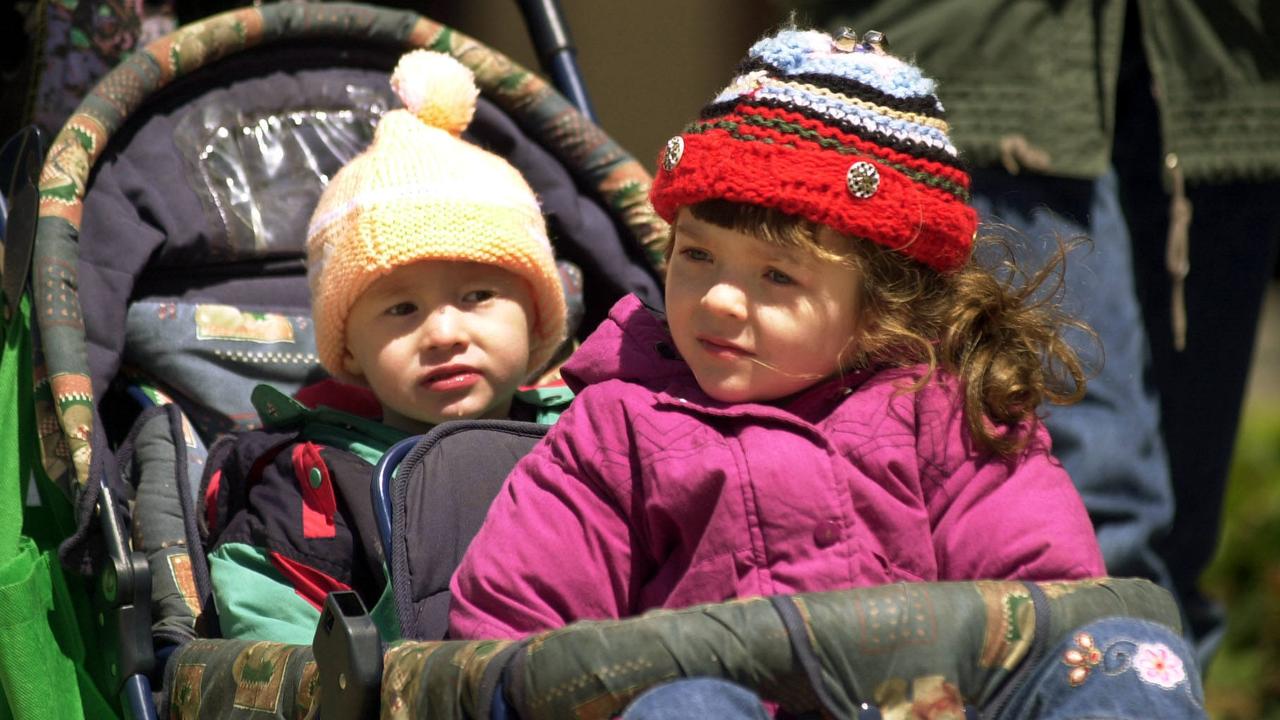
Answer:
[{"xmin": 448, "ymin": 295, "xmax": 1105, "ymax": 640}]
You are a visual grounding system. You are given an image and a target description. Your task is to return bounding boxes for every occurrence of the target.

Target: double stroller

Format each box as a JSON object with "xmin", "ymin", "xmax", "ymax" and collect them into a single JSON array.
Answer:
[{"xmin": 4, "ymin": 3, "xmax": 1181, "ymax": 718}]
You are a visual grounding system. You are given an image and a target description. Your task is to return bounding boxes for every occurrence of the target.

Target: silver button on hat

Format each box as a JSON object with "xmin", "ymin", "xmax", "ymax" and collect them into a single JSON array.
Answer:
[
  {"xmin": 662, "ymin": 136, "xmax": 685, "ymax": 171},
  {"xmin": 846, "ymin": 161, "xmax": 880, "ymax": 199}
]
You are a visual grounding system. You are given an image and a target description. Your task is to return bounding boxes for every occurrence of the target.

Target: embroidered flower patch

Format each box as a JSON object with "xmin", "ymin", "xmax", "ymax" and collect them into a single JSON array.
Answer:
[
  {"xmin": 1133, "ymin": 643, "xmax": 1186, "ymax": 689},
  {"xmin": 1062, "ymin": 632, "xmax": 1102, "ymax": 687}
]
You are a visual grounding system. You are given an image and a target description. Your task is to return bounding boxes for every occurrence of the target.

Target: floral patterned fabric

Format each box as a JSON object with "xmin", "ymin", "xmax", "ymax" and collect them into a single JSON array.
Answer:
[{"xmin": 31, "ymin": 0, "xmax": 141, "ymax": 141}]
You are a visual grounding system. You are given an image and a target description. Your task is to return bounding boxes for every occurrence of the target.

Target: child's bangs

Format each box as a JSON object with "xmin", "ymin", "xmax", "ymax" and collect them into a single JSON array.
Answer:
[{"xmin": 683, "ymin": 200, "xmax": 850, "ymax": 265}]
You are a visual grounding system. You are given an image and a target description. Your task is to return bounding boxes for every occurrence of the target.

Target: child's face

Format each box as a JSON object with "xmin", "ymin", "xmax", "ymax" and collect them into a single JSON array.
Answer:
[
  {"xmin": 341, "ymin": 261, "xmax": 535, "ymax": 433},
  {"xmin": 665, "ymin": 210, "xmax": 863, "ymax": 404}
]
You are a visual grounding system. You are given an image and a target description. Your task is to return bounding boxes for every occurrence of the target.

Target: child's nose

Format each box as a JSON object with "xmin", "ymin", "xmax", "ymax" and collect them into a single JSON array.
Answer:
[
  {"xmin": 422, "ymin": 306, "xmax": 468, "ymax": 349},
  {"xmin": 702, "ymin": 282, "xmax": 748, "ymax": 320}
]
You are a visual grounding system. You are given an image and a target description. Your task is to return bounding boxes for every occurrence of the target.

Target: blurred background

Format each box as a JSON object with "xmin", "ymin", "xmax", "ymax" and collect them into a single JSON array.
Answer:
[{"xmin": 2, "ymin": 0, "xmax": 1277, "ymax": 715}]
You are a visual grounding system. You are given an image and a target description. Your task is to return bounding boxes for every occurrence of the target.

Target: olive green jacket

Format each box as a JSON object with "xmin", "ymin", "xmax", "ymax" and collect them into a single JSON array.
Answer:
[{"xmin": 794, "ymin": 0, "xmax": 1280, "ymax": 184}]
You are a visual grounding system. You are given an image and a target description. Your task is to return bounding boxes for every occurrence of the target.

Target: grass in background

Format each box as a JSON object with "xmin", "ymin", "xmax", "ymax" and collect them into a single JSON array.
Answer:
[{"xmin": 1203, "ymin": 408, "xmax": 1280, "ymax": 719}]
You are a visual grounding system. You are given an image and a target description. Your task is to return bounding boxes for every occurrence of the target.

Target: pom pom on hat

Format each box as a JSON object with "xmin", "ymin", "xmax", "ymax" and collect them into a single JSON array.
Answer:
[{"xmin": 390, "ymin": 50, "xmax": 479, "ymax": 136}]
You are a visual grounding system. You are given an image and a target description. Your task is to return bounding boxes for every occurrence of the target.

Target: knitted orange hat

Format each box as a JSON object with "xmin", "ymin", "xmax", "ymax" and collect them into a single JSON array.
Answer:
[{"xmin": 306, "ymin": 50, "xmax": 566, "ymax": 380}]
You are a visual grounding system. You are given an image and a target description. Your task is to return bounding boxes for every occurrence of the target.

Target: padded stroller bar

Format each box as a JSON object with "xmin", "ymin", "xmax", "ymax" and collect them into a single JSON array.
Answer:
[
  {"xmin": 163, "ymin": 577, "xmax": 1181, "ymax": 719},
  {"xmin": 482, "ymin": 578, "xmax": 1179, "ymax": 719}
]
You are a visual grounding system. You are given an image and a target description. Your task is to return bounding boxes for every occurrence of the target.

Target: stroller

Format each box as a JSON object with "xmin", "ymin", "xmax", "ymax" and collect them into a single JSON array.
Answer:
[{"xmin": 7, "ymin": 3, "xmax": 1182, "ymax": 718}]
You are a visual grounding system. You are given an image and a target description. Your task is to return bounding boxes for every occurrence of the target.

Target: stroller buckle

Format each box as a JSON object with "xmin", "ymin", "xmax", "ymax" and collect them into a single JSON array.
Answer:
[{"xmin": 314, "ymin": 590, "xmax": 383, "ymax": 719}]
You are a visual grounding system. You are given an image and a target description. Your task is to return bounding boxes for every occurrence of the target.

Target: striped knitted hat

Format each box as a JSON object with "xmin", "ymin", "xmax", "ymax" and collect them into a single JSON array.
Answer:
[
  {"xmin": 650, "ymin": 28, "xmax": 977, "ymax": 272},
  {"xmin": 306, "ymin": 50, "xmax": 566, "ymax": 380}
]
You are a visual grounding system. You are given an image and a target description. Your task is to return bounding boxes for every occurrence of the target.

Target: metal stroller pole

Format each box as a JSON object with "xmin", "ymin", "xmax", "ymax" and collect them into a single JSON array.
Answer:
[{"xmin": 514, "ymin": 0, "xmax": 598, "ymax": 122}]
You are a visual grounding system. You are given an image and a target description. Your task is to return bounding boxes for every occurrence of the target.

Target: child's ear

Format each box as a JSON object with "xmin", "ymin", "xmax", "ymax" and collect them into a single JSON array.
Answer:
[{"xmin": 340, "ymin": 349, "xmax": 367, "ymax": 385}]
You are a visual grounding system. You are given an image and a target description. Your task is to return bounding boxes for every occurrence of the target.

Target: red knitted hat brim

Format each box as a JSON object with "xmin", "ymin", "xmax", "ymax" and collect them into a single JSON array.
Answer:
[{"xmin": 651, "ymin": 127, "xmax": 977, "ymax": 272}]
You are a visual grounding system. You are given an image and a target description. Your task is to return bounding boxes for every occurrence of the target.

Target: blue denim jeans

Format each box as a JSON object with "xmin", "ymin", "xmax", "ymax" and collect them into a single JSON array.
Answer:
[
  {"xmin": 621, "ymin": 678, "xmax": 773, "ymax": 720},
  {"xmin": 996, "ymin": 617, "xmax": 1207, "ymax": 720},
  {"xmin": 980, "ymin": 35, "xmax": 1280, "ymax": 669},
  {"xmin": 971, "ymin": 163, "xmax": 1280, "ymax": 668}
]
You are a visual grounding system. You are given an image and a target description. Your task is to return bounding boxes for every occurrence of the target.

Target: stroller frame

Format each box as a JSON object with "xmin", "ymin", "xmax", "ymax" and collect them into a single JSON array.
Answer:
[{"xmin": 29, "ymin": 3, "xmax": 665, "ymax": 717}]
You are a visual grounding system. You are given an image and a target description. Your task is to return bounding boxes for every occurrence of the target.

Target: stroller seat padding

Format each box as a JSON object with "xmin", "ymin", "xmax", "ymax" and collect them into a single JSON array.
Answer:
[
  {"xmin": 124, "ymin": 301, "xmax": 322, "ymax": 437},
  {"xmin": 387, "ymin": 420, "xmax": 550, "ymax": 641}
]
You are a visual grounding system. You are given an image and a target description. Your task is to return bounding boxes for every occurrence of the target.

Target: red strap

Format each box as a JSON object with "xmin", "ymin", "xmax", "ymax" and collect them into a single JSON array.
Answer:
[
  {"xmin": 268, "ymin": 551, "xmax": 351, "ymax": 611},
  {"xmin": 204, "ymin": 470, "xmax": 222, "ymax": 532},
  {"xmin": 292, "ymin": 443, "xmax": 337, "ymax": 539}
]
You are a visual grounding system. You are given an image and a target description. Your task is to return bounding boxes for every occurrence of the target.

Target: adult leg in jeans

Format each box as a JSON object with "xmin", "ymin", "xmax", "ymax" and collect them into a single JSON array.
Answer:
[
  {"xmin": 970, "ymin": 169, "xmax": 1176, "ymax": 595},
  {"xmin": 621, "ymin": 678, "xmax": 772, "ymax": 720},
  {"xmin": 995, "ymin": 617, "xmax": 1207, "ymax": 719}
]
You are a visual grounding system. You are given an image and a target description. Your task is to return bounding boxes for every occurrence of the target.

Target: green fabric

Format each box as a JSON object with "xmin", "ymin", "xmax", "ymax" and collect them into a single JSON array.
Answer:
[
  {"xmin": 796, "ymin": 0, "xmax": 1280, "ymax": 184},
  {"xmin": 514, "ymin": 384, "xmax": 574, "ymax": 426},
  {"xmin": 208, "ymin": 543, "xmax": 333, "ymax": 646},
  {"xmin": 0, "ymin": 293, "xmax": 115, "ymax": 719},
  {"xmin": 210, "ymin": 544, "xmax": 404, "ymax": 645},
  {"xmin": 369, "ymin": 580, "xmax": 402, "ymax": 642},
  {"xmin": 0, "ymin": 541, "xmax": 82, "ymax": 720},
  {"xmin": 15, "ymin": 479, "xmax": 118, "ymax": 720},
  {"xmin": 253, "ymin": 384, "xmax": 409, "ymax": 464},
  {"xmin": 1, "ymin": 300, "xmax": 27, "ymax": 565}
]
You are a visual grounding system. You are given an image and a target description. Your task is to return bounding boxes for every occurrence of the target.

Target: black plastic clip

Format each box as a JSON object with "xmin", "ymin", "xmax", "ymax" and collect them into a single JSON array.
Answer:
[
  {"xmin": 94, "ymin": 477, "xmax": 157, "ymax": 720},
  {"xmin": 314, "ymin": 590, "xmax": 383, "ymax": 719}
]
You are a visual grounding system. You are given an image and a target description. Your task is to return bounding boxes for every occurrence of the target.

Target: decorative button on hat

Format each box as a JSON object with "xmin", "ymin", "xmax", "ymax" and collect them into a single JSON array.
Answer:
[
  {"xmin": 662, "ymin": 136, "xmax": 684, "ymax": 171},
  {"xmin": 860, "ymin": 30, "xmax": 889, "ymax": 54},
  {"xmin": 832, "ymin": 28, "xmax": 860, "ymax": 52},
  {"xmin": 650, "ymin": 28, "xmax": 978, "ymax": 272},
  {"xmin": 845, "ymin": 161, "xmax": 880, "ymax": 199}
]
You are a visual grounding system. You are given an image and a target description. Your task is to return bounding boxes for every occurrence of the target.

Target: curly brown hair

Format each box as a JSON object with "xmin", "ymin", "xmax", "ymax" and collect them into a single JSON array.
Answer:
[{"xmin": 676, "ymin": 200, "xmax": 1096, "ymax": 456}]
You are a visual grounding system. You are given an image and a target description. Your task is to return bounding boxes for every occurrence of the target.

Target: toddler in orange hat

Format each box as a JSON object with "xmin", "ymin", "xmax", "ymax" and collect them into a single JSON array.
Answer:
[
  {"xmin": 205, "ymin": 50, "xmax": 568, "ymax": 644},
  {"xmin": 306, "ymin": 49, "xmax": 567, "ymax": 431}
]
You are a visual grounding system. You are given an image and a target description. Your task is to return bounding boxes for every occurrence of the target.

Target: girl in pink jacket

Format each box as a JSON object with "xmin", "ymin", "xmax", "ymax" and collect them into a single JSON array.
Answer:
[{"xmin": 448, "ymin": 27, "xmax": 1107, "ymax": 642}]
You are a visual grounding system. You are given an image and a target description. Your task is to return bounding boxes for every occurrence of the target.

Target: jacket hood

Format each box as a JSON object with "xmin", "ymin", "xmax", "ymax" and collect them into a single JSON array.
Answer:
[{"xmin": 561, "ymin": 294, "xmax": 687, "ymax": 394}]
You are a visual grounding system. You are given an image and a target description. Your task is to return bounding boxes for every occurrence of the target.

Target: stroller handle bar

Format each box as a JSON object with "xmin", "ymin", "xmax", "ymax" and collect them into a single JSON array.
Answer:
[{"xmin": 516, "ymin": 0, "xmax": 598, "ymax": 122}]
